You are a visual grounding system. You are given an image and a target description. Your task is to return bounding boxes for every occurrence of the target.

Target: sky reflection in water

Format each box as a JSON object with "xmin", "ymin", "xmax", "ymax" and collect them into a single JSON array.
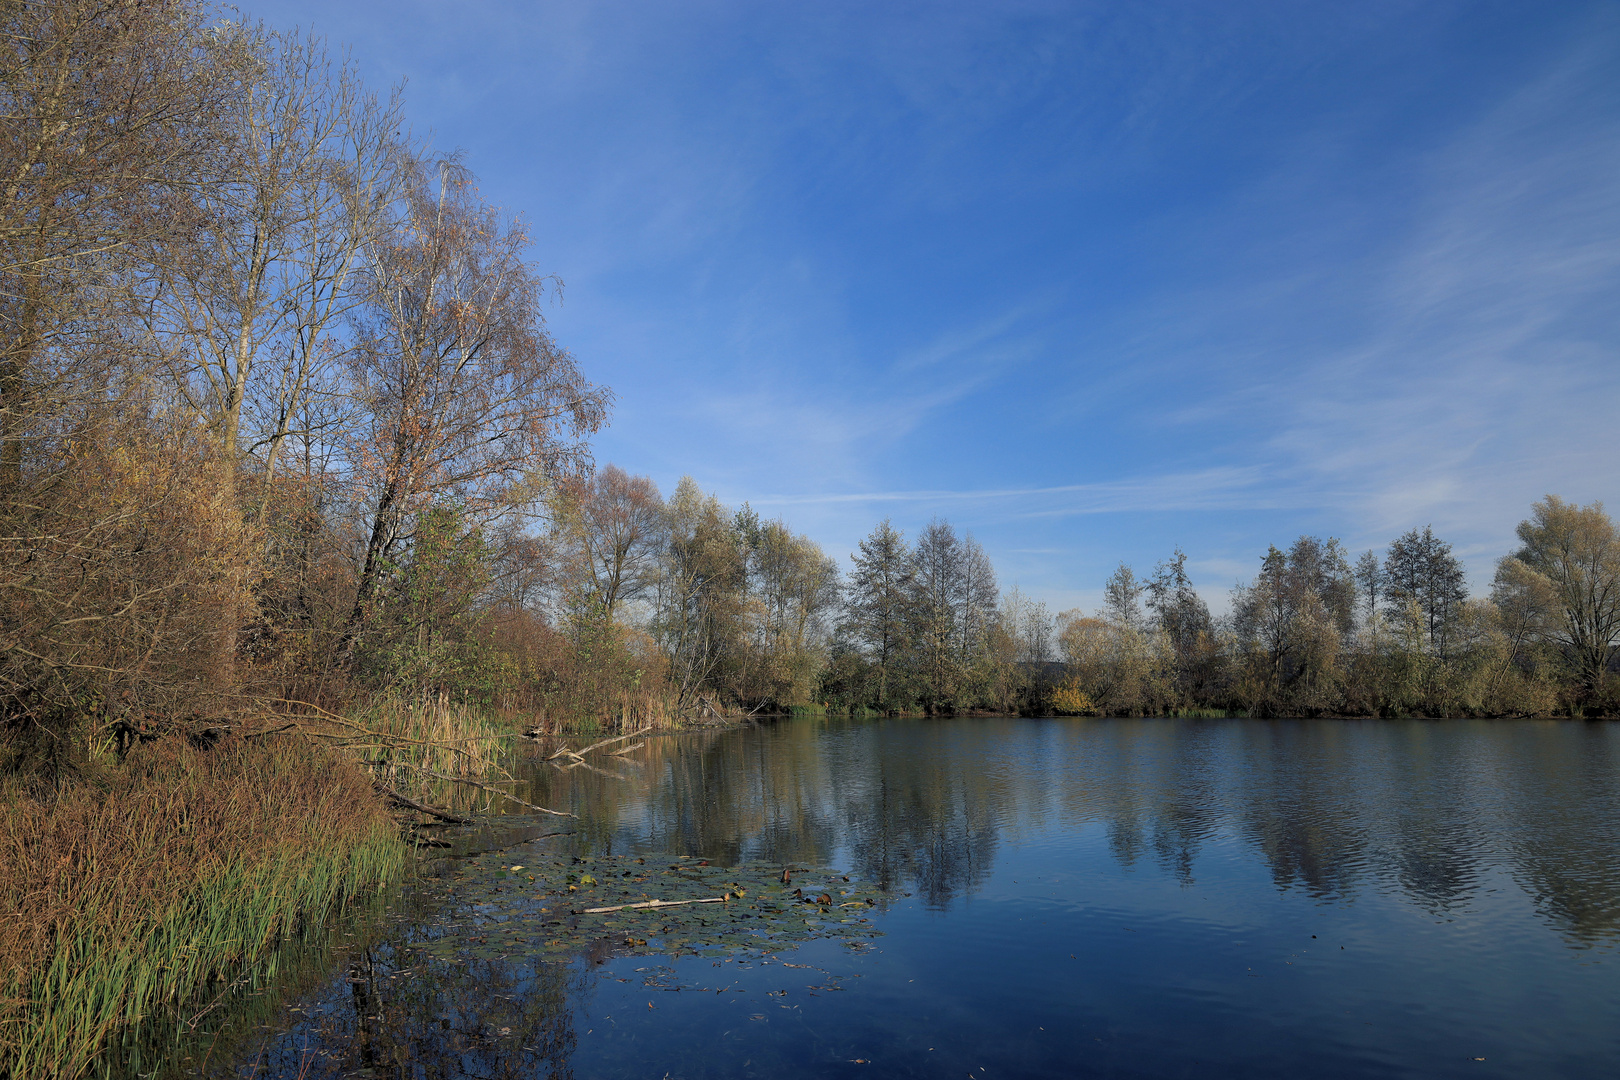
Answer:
[{"xmin": 196, "ymin": 717, "xmax": 1620, "ymax": 1079}]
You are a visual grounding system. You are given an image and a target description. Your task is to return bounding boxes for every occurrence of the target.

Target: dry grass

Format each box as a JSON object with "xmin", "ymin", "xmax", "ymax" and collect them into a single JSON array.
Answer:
[
  {"xmin": 289, "ymin": 693, "xmax": 523, "ymax": 814},
  {"xmin": 0, "ymin": 737, "xmax": 405, "ymax": 1079}
]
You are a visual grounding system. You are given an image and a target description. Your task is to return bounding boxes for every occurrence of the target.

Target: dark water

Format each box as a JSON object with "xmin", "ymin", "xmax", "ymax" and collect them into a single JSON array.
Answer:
[{"xmin": 183, "ymin": 717, "xmax": 1620, "ymax": 1079}]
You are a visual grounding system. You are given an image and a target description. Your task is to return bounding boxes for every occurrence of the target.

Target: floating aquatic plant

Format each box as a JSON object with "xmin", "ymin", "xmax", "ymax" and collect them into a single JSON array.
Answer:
[{"xmin": 404, "ymin": 853, "xmax": 889, "ymax": 965}]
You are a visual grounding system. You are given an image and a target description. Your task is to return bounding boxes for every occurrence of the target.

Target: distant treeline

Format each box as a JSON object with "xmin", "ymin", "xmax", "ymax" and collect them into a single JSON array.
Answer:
[
  {"xmin": 3, "ymin": 4, "xmax": 1617, "ymax": 785},
  {"xmin": 824, "ymin": 498, "xmax": 1620, "ymax": 719}
]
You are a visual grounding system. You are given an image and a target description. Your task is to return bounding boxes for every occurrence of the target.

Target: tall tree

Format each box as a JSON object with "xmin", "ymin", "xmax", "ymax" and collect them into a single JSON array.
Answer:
[
  {"xmin": 1146, "ymin": 549, "xmax": 1212, "ymax": 658},
  {"xmin": 1102, "ymin": 563, "xmax": 1144, "ymax": 631},
  {"xmin": 1383, "ymin": 526, "xmax": 1468, "ymax": 656},
  {"xmin": 842, "ymin": 519, "xmax": 912, "ymax": 707},
  {"xmin": 1232, "ymin": 537, "xmax": 1352, "ymax": 702},
  {"xmin": 957, "ymin": 534, "xmax": 999, "ymax": 663},
  {"xmin": 549, "ymin": 464, "xmax": 665, "ymax": 624},
  {"xmin": 335, "ymin": 155, "xmax": 609, "ymax": 666},
  {"xmin": 1146, "ymin": 548, "xmax": 1214, "ymax": 697},
  {"xmin": 1494, "ymin": 496, "xmax": 1620, "ymax": 695},
  {"xmin": 1354, "ymin": 549, "xmax": 1384, "ymax": 626},
  {"xmin": 910, "ymin": 518, "xmax": 966, "ymax": 708},
  {"xmin": 1, "ymin": 0, "xmax": 233, "ymax": 487},
  {"xmin": 1000, "ymin": 586, "xmax": 1055, "ymax": 666},
  {"xmin": 148, "ymin": 25, "xmax": 403, "ymax": 491},
  {"xmin": 749, "ymin": 520, "xmax": 840, "ymax": 705},
  {"xmin": 1286, "ymin": 535, "xmax": 1356, "ymax": 635},
  {"xmin": 655, "ymin": 476, "xmax": 747, "ymax": 713}
]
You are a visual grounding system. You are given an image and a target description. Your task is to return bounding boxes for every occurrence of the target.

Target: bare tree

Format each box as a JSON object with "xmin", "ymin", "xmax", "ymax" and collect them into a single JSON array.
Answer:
[
  {"xmin": 334, "ymin": 155, "xmax": 609, "ymax": 667},
  {"xmin": 147, "ymin": 25, "xmax": 405, "ymax": 500},
  {"xmin": 1354, "ymin": 549, "xmax": 1384, "ymax": 626},
  {"xmin": 549, "ymin": 464, "xmax": 665, "ymax": 624},
  {"xmin": 1102, "ymin": 563, "xmax": 1144, "ymax": 631},
  {"xmin": 958, "ymin": 533, "xmax": 999, "ymax": 662},
  {"xmin": 1, "ymin": 0, "xmax": 233, "ymax": 487}
]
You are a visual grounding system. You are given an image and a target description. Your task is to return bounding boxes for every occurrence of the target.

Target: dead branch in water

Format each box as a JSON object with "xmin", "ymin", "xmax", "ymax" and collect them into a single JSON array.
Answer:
[
  {"xmin": 546, "ymin": 728, "xmax": 649, "ymax": 761},
  {"xmin": 378, "ymin": 762, "xmax": 574, "ymax": 817},
  {"xmin": 374, "ymin": 784, "xmax": 472, "ymax": 824},
  {"xmin": 581, "ymin": 895, "xmax": 733, "ymax": 914}
]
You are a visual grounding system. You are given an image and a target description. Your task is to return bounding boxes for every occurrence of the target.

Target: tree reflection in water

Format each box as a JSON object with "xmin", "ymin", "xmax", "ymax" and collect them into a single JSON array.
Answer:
[
  {"xmin": 525, "ymin": 716, "xmax": 1620, "ymax": 946},
  {"xmin": 146, "ymin": 717, "xmax": 1618, "ymax": 1079},
  {"xmin": 248, "ymin": 949, "xmax": 585, "ymax": 1080}
]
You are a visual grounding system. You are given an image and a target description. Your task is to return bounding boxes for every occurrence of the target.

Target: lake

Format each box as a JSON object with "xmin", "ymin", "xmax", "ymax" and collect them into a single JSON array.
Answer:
[{"xmin": 159, "ymin": 716, "xmax": 1620, "ymax": 1079}]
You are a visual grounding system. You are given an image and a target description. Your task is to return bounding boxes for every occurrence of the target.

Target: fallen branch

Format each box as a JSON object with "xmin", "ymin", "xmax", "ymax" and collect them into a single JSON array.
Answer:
[
  {"xmin": 607, "ymin": 742, "xmax": 645, "ymax": 756},
  {"xmin": 240, "ymin": 722, "xmax": 298, "ymax": 741},
  {"xmin": 581, "ymin": 896, "xmax": 732, "ymax": 914},
  {"xmin": 278, "ymin": 699, "xmax": 521, "ymax": 761},
  {"xmin": 385, "ymin": 764, "xmax": 574, "ymax": 818},
  {"xmin": 548, "ymin": 729, "xmax": 649, "ymax": 761},
  {"xmin": 374, "ymin": 783, "xmax": 472, "ymax": 824}
]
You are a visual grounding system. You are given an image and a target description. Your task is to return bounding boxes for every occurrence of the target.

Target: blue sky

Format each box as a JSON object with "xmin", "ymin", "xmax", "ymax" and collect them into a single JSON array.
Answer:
[{"xmin": 248, "ymin": 0, "xmax": 1620, "ymax": 614}]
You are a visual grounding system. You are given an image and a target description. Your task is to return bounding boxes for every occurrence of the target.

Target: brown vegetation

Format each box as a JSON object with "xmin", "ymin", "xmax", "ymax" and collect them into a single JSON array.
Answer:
[{"xmin": 0, "ymin": 736, "xmax": 402, "ymax": 1078}]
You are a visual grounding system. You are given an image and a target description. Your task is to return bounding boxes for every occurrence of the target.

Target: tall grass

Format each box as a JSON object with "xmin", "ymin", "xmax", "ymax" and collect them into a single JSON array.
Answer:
[
  {"xmin": 311, "ymin": 693, "xmax": 525, "ymax": 813},
  {"xmin": 0, "ymin": 738, "xmax": 405, "ymax": 1080}
]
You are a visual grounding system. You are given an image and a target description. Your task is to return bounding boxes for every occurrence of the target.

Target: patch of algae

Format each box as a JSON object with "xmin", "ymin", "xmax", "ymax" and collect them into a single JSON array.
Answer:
[{"xmin": 406, "ymin": 854, "xmax": 889, "ymax": 965}]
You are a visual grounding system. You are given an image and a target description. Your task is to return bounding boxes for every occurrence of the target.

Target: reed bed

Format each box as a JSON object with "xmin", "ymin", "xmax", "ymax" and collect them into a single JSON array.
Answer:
[
  {"xmin": 0, "ymin": 737, "xmax": 405, "ymax": 1080},
  {"xmin": 299, "ymin": 693, "xmax": 525, "ymax": 814}
]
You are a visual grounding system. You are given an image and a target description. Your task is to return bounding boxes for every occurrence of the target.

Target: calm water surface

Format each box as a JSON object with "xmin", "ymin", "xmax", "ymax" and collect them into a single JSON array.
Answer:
[{"xmin": 188, "ymin": 717, "xmax": 1620, "ymax": 1079}]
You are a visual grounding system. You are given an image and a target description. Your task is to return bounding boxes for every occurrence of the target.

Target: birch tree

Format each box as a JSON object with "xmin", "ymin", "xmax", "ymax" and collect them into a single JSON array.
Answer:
[{"xmin": 335, "ymin": 155, "xmax": 608, "ymax": 667}]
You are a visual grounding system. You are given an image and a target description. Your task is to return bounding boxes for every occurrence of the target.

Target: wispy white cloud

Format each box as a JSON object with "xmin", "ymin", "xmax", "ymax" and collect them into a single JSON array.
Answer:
[
  {"xmin": 247, "ymin": 0, "xmax": 1619, "ymax": 610},
  {"xmin": 748, "ymin": 465, "xmax": 1275, "ymax": 514}
]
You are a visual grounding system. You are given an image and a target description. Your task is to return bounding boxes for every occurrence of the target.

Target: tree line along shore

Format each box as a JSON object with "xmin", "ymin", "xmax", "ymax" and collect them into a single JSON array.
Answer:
[{"xmin": 3, "ymin": 4, "xmax": 1618, "ymax": 1077}]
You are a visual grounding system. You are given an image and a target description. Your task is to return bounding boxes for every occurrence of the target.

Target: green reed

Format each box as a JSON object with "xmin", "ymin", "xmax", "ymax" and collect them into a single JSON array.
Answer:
[{"xmin": 0, "ymin": 739, "xmax": 407, "ymax": 1080}]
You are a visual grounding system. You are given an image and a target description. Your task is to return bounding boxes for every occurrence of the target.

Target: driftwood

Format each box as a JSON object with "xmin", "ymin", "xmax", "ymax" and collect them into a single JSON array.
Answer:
[
  {"xmin": 546, "ymin": 729, "xmax": 649, "ymax": 761},
  {"xmin": 375, "ymin": 783, "xmax": 472, "ymax": 824},
  {"xmin": 581, "ymin": 895, "xmax": 733, "ymax": 914}
]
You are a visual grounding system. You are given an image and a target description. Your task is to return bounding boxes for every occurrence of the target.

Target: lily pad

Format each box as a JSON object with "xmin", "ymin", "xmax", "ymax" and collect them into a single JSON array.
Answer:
[{"xmin": 403, "ymin": 854, "xmax": 890, "ymax": 965}]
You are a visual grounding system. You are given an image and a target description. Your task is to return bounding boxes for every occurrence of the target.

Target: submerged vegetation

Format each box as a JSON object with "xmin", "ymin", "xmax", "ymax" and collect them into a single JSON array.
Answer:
[{"xmin": 409, "ymin": 852, "xmax": 887, "ymax": 966}]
